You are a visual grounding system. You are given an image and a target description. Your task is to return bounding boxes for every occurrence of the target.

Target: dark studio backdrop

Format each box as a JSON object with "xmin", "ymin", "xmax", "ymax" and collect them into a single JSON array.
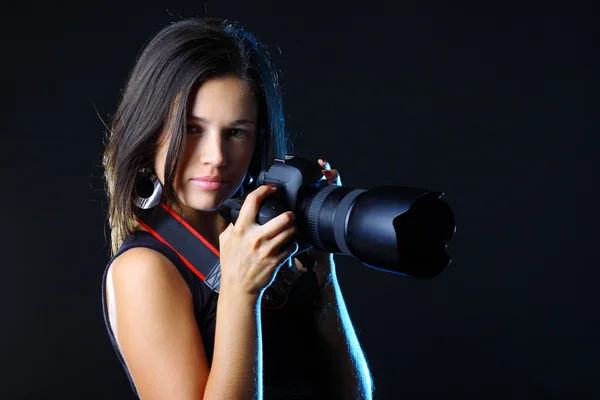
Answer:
[{"xmin": 1, "ymin": 2, "xmax": 598, "ymax": 399}]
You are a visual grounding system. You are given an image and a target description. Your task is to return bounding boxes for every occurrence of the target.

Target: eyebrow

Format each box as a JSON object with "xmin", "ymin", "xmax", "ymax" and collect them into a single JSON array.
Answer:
[{"xmin": 187, "ymin": 115, "xmax": 255, "ymax": 126}]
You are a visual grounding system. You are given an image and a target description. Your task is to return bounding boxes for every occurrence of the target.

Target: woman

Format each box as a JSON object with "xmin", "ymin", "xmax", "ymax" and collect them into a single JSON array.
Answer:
[{"xmin": 101, "ymin": 17, "xmax": 373, "ymax": 399}]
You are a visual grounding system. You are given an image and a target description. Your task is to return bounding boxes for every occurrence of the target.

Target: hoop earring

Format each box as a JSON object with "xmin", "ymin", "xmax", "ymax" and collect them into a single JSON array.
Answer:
[{"xmin": 133, "ymin": 168, "xmax": 163, "ymax": 209}]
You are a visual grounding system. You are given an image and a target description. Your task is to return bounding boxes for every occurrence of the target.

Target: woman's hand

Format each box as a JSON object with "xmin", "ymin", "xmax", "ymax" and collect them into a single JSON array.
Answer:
[
  {"xmin": 294, "ymin": 158, "xmax": 341, "ymax": 287},
  {"xmin": 219, "ymin": 184, "xmax": 299, "ymax": 298}
]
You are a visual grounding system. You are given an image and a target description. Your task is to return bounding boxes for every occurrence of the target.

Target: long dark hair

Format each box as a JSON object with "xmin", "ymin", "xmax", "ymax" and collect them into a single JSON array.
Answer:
[{"xmin": 103, "ymin": 17, "xmax": 291, "ymax": 256}]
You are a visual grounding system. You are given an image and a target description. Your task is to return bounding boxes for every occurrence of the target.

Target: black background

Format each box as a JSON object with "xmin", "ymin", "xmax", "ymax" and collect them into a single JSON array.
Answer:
[{"xmin": 2, "ymin": 2, "xmax": 598, "ymax": 399}]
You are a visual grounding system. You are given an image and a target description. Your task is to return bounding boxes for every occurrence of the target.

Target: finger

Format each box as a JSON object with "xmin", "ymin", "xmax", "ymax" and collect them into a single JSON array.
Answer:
[
  {"xmin": 261, "ymin": 211, "xmax": 296, "ymax": 239},
  {"xmin": 267, "ymin": 224, "xmax": 297, "ymax": 252},
  {"xmin": 274, "ymin": 241, "xmax": 299, "ymax": 266},
  {"xmin": 237, "ymin": 184, "xmax": 277, "ymax": 227},
  {"xmin": 322, "ymin": 169, "xmax": 339, "ymax": 182},
  {"xmin": 318, "ymin": 158, "xmax": 331, "ymax": 170},
  {"xmin": 323, "ymin": 169, "xmax": 341, "ymax": 186},
  {"xmin": 293, "ymin": 258, "xmax": 308, "ymax": 272},
  {"xmin": 262, "ymin": 241, "xmax": 298, "ymax": 279},
  {"xmin": 294, "ymin": 253, "xmax": 318, "ymax": 272}
]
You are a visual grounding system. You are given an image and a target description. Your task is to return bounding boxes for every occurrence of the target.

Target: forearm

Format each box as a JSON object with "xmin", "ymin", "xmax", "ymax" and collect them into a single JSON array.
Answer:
[
  {"xmin": 314, "ymin": 266, "xmax": 374, "ymax": 399},
  {"xmin": 204, "ymin": 289, "xmax": 262, "ymax": 400}
]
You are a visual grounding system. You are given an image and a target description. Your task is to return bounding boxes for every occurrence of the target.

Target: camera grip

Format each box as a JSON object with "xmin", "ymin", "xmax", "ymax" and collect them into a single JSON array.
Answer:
[
  {"xmin": 218, "ymin": 198, "xmax": 243, "ymax": 224},
  {"xmin": 218, "ymin": 192, "xmax": 287, "ymax": 226}
]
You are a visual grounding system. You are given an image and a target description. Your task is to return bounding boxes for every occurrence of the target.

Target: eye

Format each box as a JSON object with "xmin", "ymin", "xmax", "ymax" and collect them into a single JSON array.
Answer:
[
  {"xmin": 228, "ymin": 129, "xmax": 249, "ymax": 138},
  {"xmin": 186, "ymin": 125, "xmax": 201, "ymax": 134}
]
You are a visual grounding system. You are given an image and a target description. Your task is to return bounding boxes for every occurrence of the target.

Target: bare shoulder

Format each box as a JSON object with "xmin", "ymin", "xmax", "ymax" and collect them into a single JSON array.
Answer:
[
  {"xmin": 108, "ymin": 246, "xmax": 191, "ymax": 298},
  {"xmin": 106, "ymin": 246, "xmax": 209, "ymax": 399}
]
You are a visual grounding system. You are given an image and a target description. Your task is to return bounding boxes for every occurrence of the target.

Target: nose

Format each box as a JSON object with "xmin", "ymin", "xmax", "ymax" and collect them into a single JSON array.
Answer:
[{"xmin": 199, "ymin": 129, "xmax": 227, "ymax": 167}]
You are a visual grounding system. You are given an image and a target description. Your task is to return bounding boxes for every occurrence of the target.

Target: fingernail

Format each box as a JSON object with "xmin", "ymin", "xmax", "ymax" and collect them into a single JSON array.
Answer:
[
  {"xmin": 322, "ymin": 170, "xmax": 333, "ymax": 178},
  {"xmin": 268, "ymin": 184, "xmax": 277, "ymax": 188}
]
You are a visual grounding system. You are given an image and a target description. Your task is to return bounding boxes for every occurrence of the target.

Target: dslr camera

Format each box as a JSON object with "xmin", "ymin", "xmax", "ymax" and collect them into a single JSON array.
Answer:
[{"xmin": 219, "ymin": 155, "xmax": 456, "ymax": 279}]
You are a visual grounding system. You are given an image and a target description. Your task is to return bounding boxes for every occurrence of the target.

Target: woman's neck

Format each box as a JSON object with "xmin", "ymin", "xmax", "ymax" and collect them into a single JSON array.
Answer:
[{"xmin": 181, "ymin": 206, "xmax": 228, "ymax": 252}]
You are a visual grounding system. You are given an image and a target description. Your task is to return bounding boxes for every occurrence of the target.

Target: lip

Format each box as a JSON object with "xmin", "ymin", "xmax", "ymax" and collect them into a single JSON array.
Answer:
[
  {"xmin": 191, "ymin": 177, "xmax": 229, "ymax": 191},
  {"xmin": 194, "ymin": 176, "xmax": 227, "ymax": 182}
]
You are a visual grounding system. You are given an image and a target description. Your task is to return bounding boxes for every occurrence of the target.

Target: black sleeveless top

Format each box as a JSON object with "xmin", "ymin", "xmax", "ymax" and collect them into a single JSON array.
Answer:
[{"xmin": 101, "ymin": 230, "xmax": 325, "ymax": 399}]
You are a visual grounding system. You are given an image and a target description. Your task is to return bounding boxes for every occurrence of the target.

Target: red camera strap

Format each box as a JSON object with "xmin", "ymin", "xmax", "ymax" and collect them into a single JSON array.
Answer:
[{"xmin": 136, "ymin": 203, "xmax": 222, "ymax": 293}]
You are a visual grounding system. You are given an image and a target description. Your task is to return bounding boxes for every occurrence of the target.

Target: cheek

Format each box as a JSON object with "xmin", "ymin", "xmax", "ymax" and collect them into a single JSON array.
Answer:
[
  {"xmin": 177, "ymin": 140, "xmax": 195, "ymax": 174},
  {"xmin": 242, "ymin": 136, "xmax": 257, "ymax": 161},
  {"xmin": 170, "ymin": 136, "xmax": 197, "ymax": 187},
  {"xmin": 238, "ymin": 146, "xmax": 256, "ymax": 176}
]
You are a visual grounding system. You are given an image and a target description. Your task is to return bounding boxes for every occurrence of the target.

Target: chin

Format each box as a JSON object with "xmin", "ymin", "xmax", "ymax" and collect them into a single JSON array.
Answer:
[
  {"xmin": 183, "ymin": 188, "xmax": 237, "ymax": 212},
  {"xmin": 179, "ymin": 181, "xmax": 243, "ymax": 212},
  {"xmin": 186, "ymin": 197, "xmax": 225, "ymax": 212}
]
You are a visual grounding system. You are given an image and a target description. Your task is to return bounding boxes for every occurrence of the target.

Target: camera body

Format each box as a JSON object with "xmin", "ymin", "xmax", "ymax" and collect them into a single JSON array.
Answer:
[{"xmin": 219, "ymin": 155, "xmax": 327, "ymax": 253}]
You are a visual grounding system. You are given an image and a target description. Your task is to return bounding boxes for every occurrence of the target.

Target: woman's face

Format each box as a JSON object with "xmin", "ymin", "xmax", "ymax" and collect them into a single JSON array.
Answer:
[{"xmin": 154, "ymin": 75, "xmax": 258, "ymax": 212}]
